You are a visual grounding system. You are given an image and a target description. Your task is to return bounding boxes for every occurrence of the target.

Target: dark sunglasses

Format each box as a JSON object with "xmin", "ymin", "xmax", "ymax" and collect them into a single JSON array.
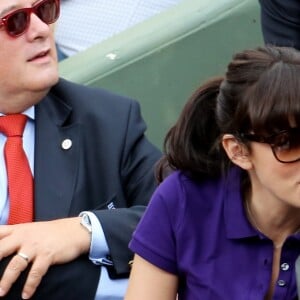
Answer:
[
  {"xmin": 239, "ymin": 128, "xmax": 300, "ymax": 163},
  {"xmin": 0, "ymin": 0, "xmax": 60, "ymax": 37}
]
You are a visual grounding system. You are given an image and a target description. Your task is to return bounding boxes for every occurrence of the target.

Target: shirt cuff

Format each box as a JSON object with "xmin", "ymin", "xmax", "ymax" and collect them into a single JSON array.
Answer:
[{"xmin": 79, "ymin": 211, "xmax": 110, "ymax": 265}]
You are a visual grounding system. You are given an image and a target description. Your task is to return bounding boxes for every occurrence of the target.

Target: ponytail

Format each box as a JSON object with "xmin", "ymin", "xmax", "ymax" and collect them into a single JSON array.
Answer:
[
  {"xmin": 156, "ymin": 77, "xmax": 228, "ymax": 182},
  {"xmin": 156, "ymin": 46, "xmax": 300, "ymax": 183}
]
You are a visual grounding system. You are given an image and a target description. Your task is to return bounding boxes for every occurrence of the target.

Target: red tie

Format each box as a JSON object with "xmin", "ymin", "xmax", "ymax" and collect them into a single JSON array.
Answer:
[{"xmin": 0, "ymin": 114, "xmax": 33, "ymax": 224}]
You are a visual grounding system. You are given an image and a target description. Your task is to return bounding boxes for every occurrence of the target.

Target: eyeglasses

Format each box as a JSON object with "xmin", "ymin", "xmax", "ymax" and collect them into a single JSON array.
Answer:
[
  {"xmin": 240, "ymin": 128, "xmax": 300, "ymax": 163},
  {"xmin": 0, "ymin": 0, "xmax": 60, "ymax": 37}
]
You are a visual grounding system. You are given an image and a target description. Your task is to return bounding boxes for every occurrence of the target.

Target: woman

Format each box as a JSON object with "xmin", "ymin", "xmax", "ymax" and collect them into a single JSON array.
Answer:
[{"xmin": 125, "ymin": 46, "xmax": 300, "ymax": 299}]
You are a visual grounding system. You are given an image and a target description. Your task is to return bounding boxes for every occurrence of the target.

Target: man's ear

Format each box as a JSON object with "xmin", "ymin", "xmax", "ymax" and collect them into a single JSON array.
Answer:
[{"xmin": 222, "ymin": 134, "xmax": 253, "ymax": 170}]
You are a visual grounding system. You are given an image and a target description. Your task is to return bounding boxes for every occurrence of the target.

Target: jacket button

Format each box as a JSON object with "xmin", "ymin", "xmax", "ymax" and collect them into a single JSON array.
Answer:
[{"xmin": 61, "ymin": 139, "xmax": 72, "ymax": 150}]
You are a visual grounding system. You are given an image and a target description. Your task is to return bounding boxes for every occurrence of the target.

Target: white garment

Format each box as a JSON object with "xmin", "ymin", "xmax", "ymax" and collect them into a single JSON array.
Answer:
[{"xmin": 55, "ymin": 0, "xmax": 183, "ymax": 56}]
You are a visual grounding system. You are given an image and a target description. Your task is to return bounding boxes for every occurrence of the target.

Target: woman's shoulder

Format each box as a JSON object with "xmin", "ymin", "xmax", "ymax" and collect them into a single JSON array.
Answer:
[
  {"xmin": 152, "ymin": 170, "xmax": 228, "ymax": 213},
  {"xmin": 153, "ymin": 168, "xmax": 243, "ymax": 215},
  {"xmin": 158, "ymin": 170, "xmax": 226, "ymax": 198}
]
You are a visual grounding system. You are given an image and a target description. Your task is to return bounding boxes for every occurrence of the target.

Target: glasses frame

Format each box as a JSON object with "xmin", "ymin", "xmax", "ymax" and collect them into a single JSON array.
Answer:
[
  {"xmin": 239, "ymin": 128, "xmax": 300, "ymax": 163},
  {"xmin": 0, "ymin": 0, "xmax": 60, "ymax": 37}
]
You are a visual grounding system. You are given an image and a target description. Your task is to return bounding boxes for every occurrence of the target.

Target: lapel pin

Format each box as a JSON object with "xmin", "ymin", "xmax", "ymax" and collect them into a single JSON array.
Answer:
[{"xmin": 61, "ymin": 138, "xmax": 72, "ymax": 150}]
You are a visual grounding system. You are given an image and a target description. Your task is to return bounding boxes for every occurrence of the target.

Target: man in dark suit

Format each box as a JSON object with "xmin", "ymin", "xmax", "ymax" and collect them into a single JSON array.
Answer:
[
  {"xmin": 0, "ymin": 0, "xmax": 161, "ymax": 299},
  {"xmin": 259, "ymin": 0, "xmax": 300, "ymax": 50}
]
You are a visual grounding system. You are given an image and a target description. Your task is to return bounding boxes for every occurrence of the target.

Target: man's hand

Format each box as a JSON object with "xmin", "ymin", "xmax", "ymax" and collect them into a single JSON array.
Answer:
[{"xmin": 0, "ymin": 217, "xmax": 91, "ymax": 299}]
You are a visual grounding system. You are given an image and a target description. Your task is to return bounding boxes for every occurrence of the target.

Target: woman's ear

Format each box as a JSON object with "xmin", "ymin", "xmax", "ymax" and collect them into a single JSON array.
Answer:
[{"xmin": 222, "ymin": 134, "xmax": 253, "ymax": 170}]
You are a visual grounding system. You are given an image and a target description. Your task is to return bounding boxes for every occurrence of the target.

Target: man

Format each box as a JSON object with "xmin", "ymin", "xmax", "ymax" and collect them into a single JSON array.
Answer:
[
  {"xmin": 259, "ymin": 0, "xmax": 300, "ymax": 50},
  {"xmin": 0, "ymin": 0, "xmax": 161, "ymax": 299}
]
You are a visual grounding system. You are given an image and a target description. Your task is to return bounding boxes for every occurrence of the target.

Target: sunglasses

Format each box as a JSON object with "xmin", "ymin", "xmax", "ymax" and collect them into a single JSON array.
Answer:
[
  {"xmin": 0, "ymin": 0, "xmax": 60, "ymax": 37},
  {"xmin": 239, "ymin": 128, "xmax": 300, "ymax": 163}
]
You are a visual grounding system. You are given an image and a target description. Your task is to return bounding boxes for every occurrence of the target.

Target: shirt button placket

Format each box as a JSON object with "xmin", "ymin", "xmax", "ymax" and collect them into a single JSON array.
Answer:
[
  {"xmin": 280, "ymin": 263, "xmax": 290, "ymax": 271},
  {"xmin": 277, "ymin": 279, "xmax": 286, "ymax": 287},
  {"xmin": 277, "ymin": 263, "xmax": 289, "ymax": 288}
]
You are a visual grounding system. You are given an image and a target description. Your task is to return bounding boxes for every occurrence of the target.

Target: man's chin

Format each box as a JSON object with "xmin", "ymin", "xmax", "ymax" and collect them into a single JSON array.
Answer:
[{"xmin": 31, "ymin": 72, "xmax": 59, "ymax": 92}]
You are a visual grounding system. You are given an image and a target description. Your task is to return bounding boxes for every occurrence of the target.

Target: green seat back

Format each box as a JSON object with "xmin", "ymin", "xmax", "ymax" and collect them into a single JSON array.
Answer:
[{"xmin": 59, "ymin": 0, "xmax": 263, "ymax": 149}]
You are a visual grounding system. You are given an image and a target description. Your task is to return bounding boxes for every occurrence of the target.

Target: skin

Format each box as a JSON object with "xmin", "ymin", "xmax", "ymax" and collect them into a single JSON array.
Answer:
[
  {"xmin": 222, "ymin": 134, "xmax": 300, "ymax": 240},
  {"xmin": 0, "ymin": 0, "xmax": 58, "ymax": 113},
  {"xmin": 125, "ymin": 255, "xmax": 178, "ymax": 300},
  {"xmin": 0, "ymin": 0, "xmax": 91, "ymax": 298},
  {"xmin": 223, "ymin": 134, "xmax": 300, "ymax": 299},
  {"xmin": 125, "ymin": 135, "xmax": 300, "ymax": 300}
]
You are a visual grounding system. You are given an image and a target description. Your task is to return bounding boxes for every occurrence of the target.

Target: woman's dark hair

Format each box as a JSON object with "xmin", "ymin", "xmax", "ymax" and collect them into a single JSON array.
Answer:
[{"xmin": 156, "ymin": 46, "xmax": 300, "ymax": 182}]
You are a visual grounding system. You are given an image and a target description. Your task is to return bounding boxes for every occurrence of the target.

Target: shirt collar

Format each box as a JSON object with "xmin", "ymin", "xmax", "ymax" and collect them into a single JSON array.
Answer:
[{"xmin": 0, "ymin": 106, "xmax": 35, "ymax": 120}]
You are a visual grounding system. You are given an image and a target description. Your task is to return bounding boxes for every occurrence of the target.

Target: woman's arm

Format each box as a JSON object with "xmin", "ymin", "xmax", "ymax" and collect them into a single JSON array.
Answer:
[{"xmin": 125, "ymin": 254, "xmax": 178, "ymax": 300}]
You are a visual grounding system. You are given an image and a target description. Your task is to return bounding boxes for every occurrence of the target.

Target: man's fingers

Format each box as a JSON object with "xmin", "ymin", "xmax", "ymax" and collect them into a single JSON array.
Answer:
[
  {"xmin": 0, "ymin": 253, "xmax": 29, "ymax": 297},
  {"xmin": 21, "ymin": 262, "xmax": 48, "ymax": 299},
  {"xmin": 0, "ymin": 252, "xmax": 51, "ymax": 299}
]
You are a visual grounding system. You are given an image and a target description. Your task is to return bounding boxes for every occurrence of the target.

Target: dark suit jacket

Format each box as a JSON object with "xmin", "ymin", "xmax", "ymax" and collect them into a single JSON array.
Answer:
[
  {"xmin": 0, "ymin": 78, "xmax": 161, "ymax": 299},
  {"xmin": 259, "ymin": 0, "xmax": 300, "ymax": 50}
]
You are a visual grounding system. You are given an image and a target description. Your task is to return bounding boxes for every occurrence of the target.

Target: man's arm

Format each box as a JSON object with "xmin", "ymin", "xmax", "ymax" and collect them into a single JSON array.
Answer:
[
  {"xmin": 0, "ymin": 90, "xmax": 161, "ymax": 298},
  {"xmin": 94, "ymin": 100, "xmax": 161, "ymax": 277}
]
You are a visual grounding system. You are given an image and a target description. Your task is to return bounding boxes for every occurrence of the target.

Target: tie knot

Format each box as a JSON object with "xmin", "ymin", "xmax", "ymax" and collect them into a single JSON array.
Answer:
[{"xmin": 0, "ymin": 114, "xmax": 27, "ymax": 137}]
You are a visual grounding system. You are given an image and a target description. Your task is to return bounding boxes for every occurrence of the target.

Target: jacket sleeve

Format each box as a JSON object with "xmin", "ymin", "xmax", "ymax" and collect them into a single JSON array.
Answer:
[{"xmin": 93, "ymin": 100, "xmax": 162, "ymax": 277}]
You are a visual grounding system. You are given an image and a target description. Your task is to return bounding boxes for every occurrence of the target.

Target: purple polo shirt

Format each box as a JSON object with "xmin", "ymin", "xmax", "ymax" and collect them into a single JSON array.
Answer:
[{"xmin": 129, "ymin": 167, "xmax": 300, "ymax": 299}]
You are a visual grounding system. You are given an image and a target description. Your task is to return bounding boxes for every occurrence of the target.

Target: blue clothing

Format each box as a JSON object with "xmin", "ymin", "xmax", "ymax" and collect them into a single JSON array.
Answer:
[
  {"xmin": 56, "ymin": 43, "xmax": 67, "ymax": 61},
  {"xmin": 129, "ymin": 168, "xmax": 300, "ymax": 299},
  {"xmin": 259, "ymin": 0, "xmax": 300, "ymax": 50}
]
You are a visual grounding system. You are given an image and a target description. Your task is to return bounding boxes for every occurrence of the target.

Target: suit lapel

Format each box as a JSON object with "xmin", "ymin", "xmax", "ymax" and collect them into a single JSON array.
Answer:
[{"xmin": 34, "ymin": 93, "xmax": 81, "ymax": 220}]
